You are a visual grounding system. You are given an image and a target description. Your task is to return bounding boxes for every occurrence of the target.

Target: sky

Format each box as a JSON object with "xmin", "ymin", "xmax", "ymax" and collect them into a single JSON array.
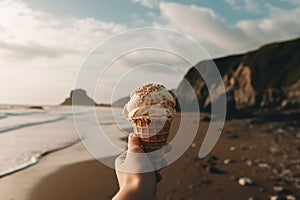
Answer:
[{"xmin": 0, "ymin": 0, "xmax": 300, "ymax": 105}]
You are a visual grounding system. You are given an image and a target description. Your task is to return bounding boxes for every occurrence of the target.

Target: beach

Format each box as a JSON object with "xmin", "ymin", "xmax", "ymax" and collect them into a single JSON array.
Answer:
[
  {"xmin": 1, "ymin": 0, "xmax": 300, "ymax": 199},
  {"xmin": 0, "ymin": 106, "xmax": 299, "ymax": 199}
]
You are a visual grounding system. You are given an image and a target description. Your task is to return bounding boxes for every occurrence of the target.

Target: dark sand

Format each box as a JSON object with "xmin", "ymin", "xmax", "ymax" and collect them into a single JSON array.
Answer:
[
  {"xmin": 27, "ymin": 115, "xmax": 300, "ymax": 200},
  {"xmin": 29, "ymin": 160, "xmax": 118, "ymax": 200}
]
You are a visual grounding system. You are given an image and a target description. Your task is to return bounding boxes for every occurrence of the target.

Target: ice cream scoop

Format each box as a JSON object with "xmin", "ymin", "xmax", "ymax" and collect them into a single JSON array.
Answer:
[{"xmin": 123, "ymin": 83, "xmax": 176, "ymax": 121}]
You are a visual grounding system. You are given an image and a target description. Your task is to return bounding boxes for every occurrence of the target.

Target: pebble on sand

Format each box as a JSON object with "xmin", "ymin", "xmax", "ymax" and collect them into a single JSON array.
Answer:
[
  {"xmin": 273, "ymin": 186, "xmax": 284, "ymax": 193},
  {"xmin": 270, "ymin": 195, "xmax": 279, "ymax": 200},
  {"xmin": 286, "ymin": 195, "xmax": 297, "ymax": 200},
  {"xmin": 191, "ymin": 143, "xmax": 197, "ymax": 148},
  {"xmin": 270, "ymin": 195, "xmax": 297, "ymax": 200},
  {"xmin": 248, "ymin": 197, "xmax": 257, "ymax": 200},
  {"xmin": 246, "ymin": 160, "xmax": 253, "ymax": 166},
  {"xmin": 258, "ymin": 163, "xmax": 271, "ymax": 169},
  {"xmin": 238, "ymin": 177, "xmax": 253, "ymax": 186},
  {"xmin": 230, "ymin": 146, "xmax": 236, "ymax": 151},
  {"xmin": 223, "ymin": 159, "xmax": 234, "ymax": 165}
]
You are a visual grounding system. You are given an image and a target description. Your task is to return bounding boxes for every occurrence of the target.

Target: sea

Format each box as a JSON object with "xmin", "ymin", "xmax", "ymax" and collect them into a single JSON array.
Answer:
[{"xmin": 0, "ymin": 105, "xmax": 130, "ymax": 178}]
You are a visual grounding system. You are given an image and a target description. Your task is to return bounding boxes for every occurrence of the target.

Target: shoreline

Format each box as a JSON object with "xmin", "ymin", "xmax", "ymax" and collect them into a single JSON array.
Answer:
[
  {"xmin": 0, "ymin": 142, "xmax": 95, "ymax": 200},
  {"xmin": 0, "ymin": 139, "xmax": 81, "ymax": 178}
]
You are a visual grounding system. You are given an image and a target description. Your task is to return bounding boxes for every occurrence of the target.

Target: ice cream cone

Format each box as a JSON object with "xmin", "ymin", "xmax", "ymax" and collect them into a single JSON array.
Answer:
[
  {"xmin": 123, "ymin": 84, "xmax": 176, "ymax": 183},
  {"xmin": 131, "ymin": 116, "xmax": 172, "ymax": 183},
  {"xmin": 131, "ymin": 117, "xmax": 171, "ymax": 152}
]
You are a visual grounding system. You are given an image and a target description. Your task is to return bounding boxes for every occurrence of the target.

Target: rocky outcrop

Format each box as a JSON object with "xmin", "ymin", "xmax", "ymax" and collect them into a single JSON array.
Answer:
[
  {"xmin": 281, "ymin": 80, "xmax": 300, "ymax": 109},
  {"xmin": 176, "ymin": 38, "xmax": 300, "ymax": 116},
  {"xmin": 61, "ymin": 89, "xmax": 98, "ymax": 106},
  {"xmin": 28, "ymin": 106, "xmax": 44, "ymax": 109}
]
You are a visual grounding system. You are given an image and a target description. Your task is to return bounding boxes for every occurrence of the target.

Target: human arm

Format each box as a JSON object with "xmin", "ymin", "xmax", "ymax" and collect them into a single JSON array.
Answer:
[{"xmin": 112, "ymin": 133, "xmax": 157, "ymax": 200}]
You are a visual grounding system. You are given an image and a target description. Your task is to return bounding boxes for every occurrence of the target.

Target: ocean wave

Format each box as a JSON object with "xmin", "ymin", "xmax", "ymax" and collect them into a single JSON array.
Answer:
[
  {"xmin": 0, "ymin": 116, "xmax": 66, "ymax": 134},
  {"xmin": 0, "ymin": 106, "xmax": 117, "ymax": 179},
  {"xmin": 0, "ymin": 105, "xmax": 12, "ymax": 109},
  {"xmin": 0, "ymin": 110, "xmax": 47, "ymax": 121},
  {"xmin": 0, "ymin": 113, "xmax": 7, "ymax": 119},
  {"xmin": 0, "ymin": 139, "xmax": 80, "ymax": 178},
  {"xmin": 5, "ymin": 110, "xmax": 46, "ymax": 116},
  {"xmin": 0, "ymin": 155, "xmax": 41, "ymax": 178}
]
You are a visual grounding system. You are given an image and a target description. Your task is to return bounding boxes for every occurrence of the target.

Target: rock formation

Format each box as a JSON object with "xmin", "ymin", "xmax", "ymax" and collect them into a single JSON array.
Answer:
[
  {"xmin": 61, "ymin": 89, "xmax": 98, "ymax": 106},
  {"xmin": 176, "ymin": 38, "xmax": 300, "ymax": 116}
]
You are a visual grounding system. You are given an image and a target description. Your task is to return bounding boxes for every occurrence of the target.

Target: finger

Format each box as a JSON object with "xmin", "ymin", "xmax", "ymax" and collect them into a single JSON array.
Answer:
[
  {"xmin": 119, "ymin": 150, "xmax": 155, "ymax": 173},
  {"xmin": 128, "ymin": 133, "xmax": 144, "ymax": 153},
  {"xmin": 117, "ymin": 133, "xmax": 155, "ymax": 173}
]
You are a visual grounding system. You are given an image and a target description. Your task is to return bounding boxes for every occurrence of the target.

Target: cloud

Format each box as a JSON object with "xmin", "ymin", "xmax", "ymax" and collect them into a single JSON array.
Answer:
[
  {"xmin": 0, "ymin": 1, "xmax": 196, "ymax": 104},
  {"xmin": 280, "ymin": 0, "xmax": 300, "ymax": 6},
  {"xmin": 0, "ymin": 0, "xmax": 127, "ymax": 104},
  {"xmin": 225, "ymin": 0, "xmax": 240, "ymax": 10},
  {"xmin": 225, "ymin": 0, "xmax": 300, "ymax": 15},
  {"xmin": 237, "ymin": 7, "xmax": 300, "ymax": 44},
  {"xmin": 0, "ymin": 41, "xmax": 75, "ymax": 59},
  {"xmin": 155, "ymin": 2, "xmax": 300, "ymax": 56},
  {"xmin": 0, "ymin": 0, "xmax": 126, "ymax": 59},
  {"xmin": 131, "ymin": 0, "xmax": 159, "ymax": 8},
  {"xmin": 224, "ymin": 0, "xmax": 265, "ymax": 14},
  {"xmin": 157, "ymin": 3, "xmax": 250, "ymax": 55}
]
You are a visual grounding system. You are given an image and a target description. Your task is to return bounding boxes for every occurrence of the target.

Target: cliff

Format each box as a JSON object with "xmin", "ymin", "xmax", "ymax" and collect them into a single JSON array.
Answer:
[{"xmin": 176, "ymin": 38, "xmax": 300, "ymax": 116}]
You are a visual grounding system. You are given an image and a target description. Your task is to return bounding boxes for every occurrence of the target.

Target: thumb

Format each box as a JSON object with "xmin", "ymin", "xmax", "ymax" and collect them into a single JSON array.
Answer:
[
  {"xmin": 128, "ymin": 133, "xmax": 144, "ymax": 153},
  {"xmin": 116, "ymin": 133, "xmax": 154, "ymax": 173}
]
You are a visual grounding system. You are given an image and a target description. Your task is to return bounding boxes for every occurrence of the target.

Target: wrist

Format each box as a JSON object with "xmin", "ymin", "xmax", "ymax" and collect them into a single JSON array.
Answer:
[
  {"xmin": 113, "ymin": 175, "xmax": 156, "ymax": 200},
  {"xmin": 119, "ymin": 175, "xmax": 144, "ymax": 192},
  {"xmin": 112, "ymin": 185, "xmax": 143, "ymax": 200}
]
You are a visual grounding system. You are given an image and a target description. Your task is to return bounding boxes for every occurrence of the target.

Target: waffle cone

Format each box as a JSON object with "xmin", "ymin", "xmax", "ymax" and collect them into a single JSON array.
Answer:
[{"xmin": 131, "ymin": 117, "xmax": 172, "ymax": 152}]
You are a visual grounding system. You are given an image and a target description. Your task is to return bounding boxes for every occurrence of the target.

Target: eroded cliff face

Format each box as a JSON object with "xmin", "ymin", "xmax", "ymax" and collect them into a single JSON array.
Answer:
[
  {"xmin": 175, "ymin": 38, "xmax": 300, "ymax": 115},
  {"xmin": 282, "ymin": 80, "xmax": 300, "ymax": 109},
  {"xmin": 220, "ymin": 64, "xmax": 256, "ymax": 110}
]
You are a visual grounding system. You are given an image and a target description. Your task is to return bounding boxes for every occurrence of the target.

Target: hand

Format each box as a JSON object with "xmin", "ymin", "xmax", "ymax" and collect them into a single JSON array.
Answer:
[{"xmin": 112, "ymin": 133, "xmax": 157, "ymax": 200}]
